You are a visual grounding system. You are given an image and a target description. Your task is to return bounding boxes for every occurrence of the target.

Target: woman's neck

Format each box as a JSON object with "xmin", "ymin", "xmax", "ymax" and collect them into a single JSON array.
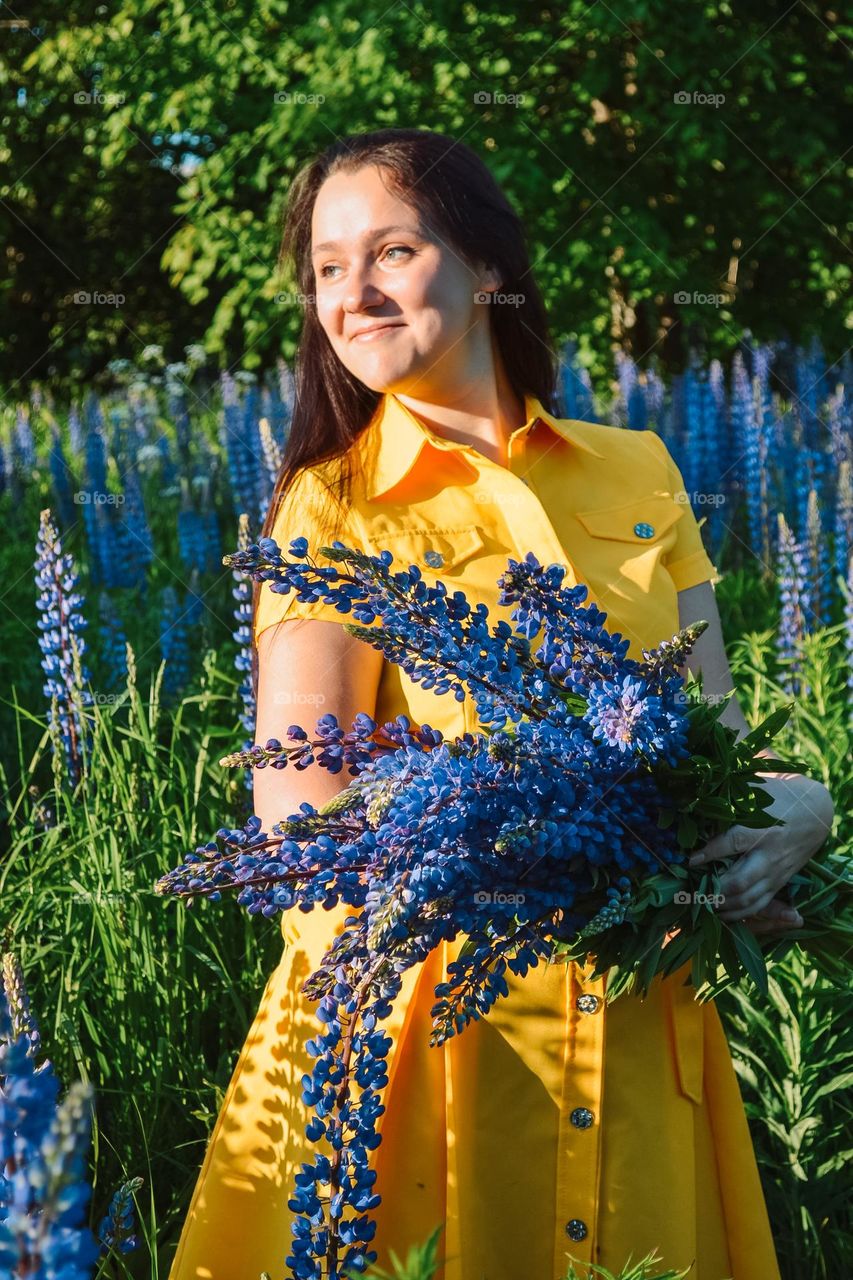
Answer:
[{"xmin": 393, "ymin": 357, "xmax": 527, "ymax": 468}]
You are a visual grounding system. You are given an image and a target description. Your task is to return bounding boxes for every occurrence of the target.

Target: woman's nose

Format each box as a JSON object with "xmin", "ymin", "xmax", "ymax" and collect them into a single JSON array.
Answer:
[{"xmin": 343, "ymin": 264, "xmax": 386, "ymax": 311}]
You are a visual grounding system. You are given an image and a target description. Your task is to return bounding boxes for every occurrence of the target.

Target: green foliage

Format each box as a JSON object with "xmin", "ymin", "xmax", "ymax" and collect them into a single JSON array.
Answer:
[
  {"xmin": 349, "ymin": 1221, "xmax": 692, "ymax": 1280},
  {"xmin": 560, "ymin": 1255, "xmax": 691, "ymax": 1280},
  {"xmin": 0, "ymin": 646, "xmax": 283, "ymax": 1274},
  {"xmin": 356, "ymin": 1223, "xmax": 444, "ymax": 1280},
  {"xmin": 3, "ymin": 3, "xmax": 850, "ymax": 389},
  {"xmin": 717, "ymin": 955, "xmax": 853, "ymax": 1280},
  {"xmin": 711, "ymin": 569, "xmax": 853, "ymax": 1280}
]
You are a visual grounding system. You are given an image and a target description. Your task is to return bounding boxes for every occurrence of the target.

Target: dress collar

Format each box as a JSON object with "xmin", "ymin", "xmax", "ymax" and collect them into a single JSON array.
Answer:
[{"xmin": 361, "ymin": 390, "xmax": 605, "ymax": 502}]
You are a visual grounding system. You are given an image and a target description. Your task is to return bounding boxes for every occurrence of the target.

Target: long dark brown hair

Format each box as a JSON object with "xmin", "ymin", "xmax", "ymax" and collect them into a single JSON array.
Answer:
[{"xmin": 251, "ymin": 126, "xmax": 560, "ymax": 699}]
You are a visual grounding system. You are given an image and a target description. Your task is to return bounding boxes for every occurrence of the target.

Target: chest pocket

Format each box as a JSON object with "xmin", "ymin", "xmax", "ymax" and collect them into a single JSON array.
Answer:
[
  {"xmin": 574, "ymin": 492, "xmax": 685, "ymax": 545},
  {"xmin": 372, "ymin": 525, "xmax": 485, "ymax": 576}
]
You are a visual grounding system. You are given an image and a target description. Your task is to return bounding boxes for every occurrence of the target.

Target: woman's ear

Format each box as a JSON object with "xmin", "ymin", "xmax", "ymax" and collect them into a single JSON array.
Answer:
[{"xmin": 477, "ymin": 264, "xmax": 502, "ymax": 293}]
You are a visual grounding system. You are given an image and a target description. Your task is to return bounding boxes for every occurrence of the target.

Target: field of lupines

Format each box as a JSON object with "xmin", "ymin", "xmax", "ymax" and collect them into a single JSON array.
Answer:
[{"xmin": 1, "ymin": 336, "xmax": 851, "ymax": 1280}]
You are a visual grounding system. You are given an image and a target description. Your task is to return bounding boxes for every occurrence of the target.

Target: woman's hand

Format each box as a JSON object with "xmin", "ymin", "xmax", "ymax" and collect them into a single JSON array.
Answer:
[{"xmin": 685, "ymin": 775, "xmax": 834, "ymax": 927}]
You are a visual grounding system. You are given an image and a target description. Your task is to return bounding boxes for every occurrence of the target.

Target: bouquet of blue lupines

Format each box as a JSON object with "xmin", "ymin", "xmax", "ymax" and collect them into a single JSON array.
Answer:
[{"xmin": 154, "ymin": 534, "xmax": 846, "ymax": 1280}]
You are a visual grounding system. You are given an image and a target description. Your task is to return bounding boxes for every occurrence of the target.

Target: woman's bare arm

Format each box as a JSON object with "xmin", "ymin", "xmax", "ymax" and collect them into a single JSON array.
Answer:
[{"xmin": 252, "ymin": 619, "xmax": 384, "ymax": 834}]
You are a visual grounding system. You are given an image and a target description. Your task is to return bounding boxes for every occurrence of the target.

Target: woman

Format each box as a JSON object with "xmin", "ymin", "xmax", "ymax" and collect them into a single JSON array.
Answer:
[{"xmin": 168, "ymin": 129, "xmax": 834, "ymax": 1280}]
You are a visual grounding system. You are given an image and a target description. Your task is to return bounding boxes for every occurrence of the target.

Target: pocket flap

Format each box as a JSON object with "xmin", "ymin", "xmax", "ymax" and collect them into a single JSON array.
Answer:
[
  {"xmin": 575, "ymin": 493, "xmax": 686, "ymax": 543},
  {"xmin": 377, "ymin": 525, "xmax": 485, "ymax": 573}
]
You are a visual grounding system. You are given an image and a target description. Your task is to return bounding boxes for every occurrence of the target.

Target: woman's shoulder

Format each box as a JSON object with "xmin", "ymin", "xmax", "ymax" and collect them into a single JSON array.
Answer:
[
  {"xmin": 567, "ymin": 417, "xmax": 670, "ymax": 474},
  {"xmin": 269, "ymin": 458, "xmax": 359, "ymax": 555}
]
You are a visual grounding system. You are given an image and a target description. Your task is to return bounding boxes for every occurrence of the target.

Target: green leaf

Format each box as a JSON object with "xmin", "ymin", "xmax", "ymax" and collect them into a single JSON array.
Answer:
[{"xmin": 730, "ymin": 924, "xmax": 770, "ymax": 997}]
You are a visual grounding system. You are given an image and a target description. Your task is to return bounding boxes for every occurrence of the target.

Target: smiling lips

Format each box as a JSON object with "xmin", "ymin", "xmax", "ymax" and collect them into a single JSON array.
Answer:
[{"xmin": 351, "ymin": 323, "xmax": 405, "ymax": 342}]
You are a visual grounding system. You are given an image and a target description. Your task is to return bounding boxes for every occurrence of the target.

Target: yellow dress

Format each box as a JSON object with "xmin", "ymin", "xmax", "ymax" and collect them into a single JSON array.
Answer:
[{"xmin": 168, "ymin": 393, "xmax": 782, "ymax": 1280}]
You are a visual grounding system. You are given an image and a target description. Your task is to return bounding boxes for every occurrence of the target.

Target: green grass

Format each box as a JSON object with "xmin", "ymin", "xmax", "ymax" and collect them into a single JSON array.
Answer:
[{"xmin": 1, "ymin": 645, "xmax": 282, "ymax": 1277}]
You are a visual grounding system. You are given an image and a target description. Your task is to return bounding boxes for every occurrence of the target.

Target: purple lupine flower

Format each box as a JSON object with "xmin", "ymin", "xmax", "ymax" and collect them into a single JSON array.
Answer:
[
  {"xmin": 644, "ymin": 364, "xmax": 666, "ymax": 427},
  {"xmin": 556, "ymin": 338, "xmax": 598, "ymax": 422},
  {"xmin": 156, "ymin": 432, "xmax": 179, "ymax": 493},
  {"xmin": 219, "ymin": 373, "xmax": 239, "ymax": 486},
  {"xmin": 231, "ymin": 515, "xmax": 256, "ymax": 791},
  {"xmin": 833, "ymin": 459, "xmax": 852, "ymax": 591},
  {"xmin": 0, "ymin": 426, "xmax": 9, "ymax": 502},
  {"xmin": 221, "ymin": 371, "xmax": 251, "ymax": 518},
  {"xmin": 699, "ymin": 357, "xmax": 730, "ymax": 562},
  {"xmin": 259, "ymin": 415, "xmax": 283, "ymax": 493},
  {"xmin": 842, "ymin": 349, "xmax": 853, "ymax": 408},
  {"xmin": 845, "ymin": 552, "xmax": 853, "ymax": 730},
  {"xmin": 793, "ymin": 447, "xmax": 813, "ymax": 545},
  {"xmin": 685, "ymin": 355, "xmax": 727, "ymax": 506},
  {"xmin": 614, "ymin": 350, "xmax": 638, "ymax": 429},
  {"xmin": 682, "ymin": 364, "xmax": 702, "ymax": 499},
  {"xmin": 129, "ymin": 387, "xmax": 154, "ymax": 451},
  {"xmin": 184, "ymin": 567, "xmax": 205, "ymax": 629},
  {"xmin": 34, "ymin": 509, "xmax": 94, "ymax": 788},
  {"xmin": 14, "ymin": 405, "xmax": 36, "ymax": 474},
  {"xmin": 159, "ymin": 585, "xmax": 191, "ymax": 702},
  {"xmin": 98, "ymin": 591, "xmax": 129, "ymax": 692},
  {"xmin": 697, "ymin": 369, "xmax": 721, "ymax": 505},
  {"xmin": 754, "ymin": 366, "xmax": 774, "ymax": 569},
  {"xmin": 626, "ymin": 379, "xmax": 647, "ymax": 432},
  {"xmin": 108, "ymin": 407, "xmax": 131, "ymax": 472},
  {"xmin": 708, "ymin": 356, "xmax": 732, "ymax": 483},
  {"xmin": 84, "ymin": 388, "xmax": 105, "ymax": 436},
  {"xmin": 1, "ymin": 953, "xmax": 41, "ymax": 1058},
  {"xmin": 202, "ymin": 509, "xmax": 221, "ymax": 575},
  {"xmin": 242, "ymin": 377, "xmax": 269, "ymax": 521},
  {"xmin": 81, "ymin": 418, "xmax": 109, "ymax": 586},
  {"xmin": 827, "ymin": 385, "xmax": 851, "ymax": 471},
  {"xmin": 668, "ymin": 369, "xmax": 686, "ymax": 455},
  {"xmin": 221, "ymin": 372, "xmax": 266, "ymax": 524},
  {"xmin": 118, "ymin": 463, "xmax": 154, "ymax": 587},
  {"xmin": 96, "ymin": 495, "xmax": 138, "ymax": 591},
  {"xmin": 806, "ymin": 488, "xmax": 832, "ymax": 628},
  {"xmin": 67, "ymin": 405, "xmax": 85, "ymax": 457},
  {"xmin": 83, "ymin": 406, "xmax": 108, "ymax": 495},
  {"xmin": 177, "ymin": 506, "xmax": 209, "ymax": 572},
  {"xmin": 261, "ymin": 379, "xmax": 290, "ymax": 459},
  {"xmin": 97, "ymin": 1175, "xmax": 144, "ymax": 1257},
  {"xmin": 731, "ymin": 352, "xmax": 764, "ymax": 562},
  {"xmin": 0, "ymin": 952, "xmax": 100, "ymax": 1280},
  {"xmin": 583, "ymin": 675, "xmax": 686, "ymax": 763},
  {"xmin": 795, "ymin": 336, "xmax": 826, "ymax": 451},
  {"xmin": 277, "ymin": 354, "xmax": 296, "ymax": 423},
  {"xmin": 48, "ymin": 423, "xmax": 77, "ymax": 531},
  {"xmin": 775, "ymin": 512, "xmax": 812, "ymax": 698},
  {"xmin": 166, "ymin": 372, "xmax": 192, "ymax": 467}
]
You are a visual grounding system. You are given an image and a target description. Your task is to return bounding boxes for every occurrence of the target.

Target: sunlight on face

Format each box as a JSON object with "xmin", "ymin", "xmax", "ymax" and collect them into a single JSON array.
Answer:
[{"xmin": 310, "ymin": 164, "xmax": 497, "ymax": 400}]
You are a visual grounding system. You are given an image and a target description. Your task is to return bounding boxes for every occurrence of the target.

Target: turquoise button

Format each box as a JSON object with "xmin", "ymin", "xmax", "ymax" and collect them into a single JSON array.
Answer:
[{"xmin": 634, "ymin": 522, "xmax": 655, "ymax": 538}]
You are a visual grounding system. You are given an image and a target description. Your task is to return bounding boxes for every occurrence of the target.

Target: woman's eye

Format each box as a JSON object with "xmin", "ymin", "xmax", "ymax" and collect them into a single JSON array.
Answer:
[{"xmin": 318, "ymin": 246, "xmax": 413, "ymax": 279}]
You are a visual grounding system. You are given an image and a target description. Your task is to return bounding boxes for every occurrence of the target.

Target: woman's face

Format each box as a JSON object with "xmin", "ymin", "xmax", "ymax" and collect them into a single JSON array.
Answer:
[{"xmin": 310, "ymin": 163, "xmax": 499, "ymax": 401}]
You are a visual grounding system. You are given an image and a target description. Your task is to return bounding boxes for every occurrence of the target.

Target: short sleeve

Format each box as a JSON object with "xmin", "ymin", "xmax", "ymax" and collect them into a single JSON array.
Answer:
[
  {"xmin": 253, "ymin": 467, "xmax": 366, "ymax": 643},
  {"xmin": 649, "ymin": 433, "xmax": 720, "ymax": 592}
]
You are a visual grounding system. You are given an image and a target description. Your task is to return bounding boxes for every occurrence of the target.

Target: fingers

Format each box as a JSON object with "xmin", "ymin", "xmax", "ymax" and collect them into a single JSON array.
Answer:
[
  {"xmin": 734, "ymin": 897, "xmax": 804, "ymax": 935},
  {"xmin": 716, "ymin": 878, "xmax": 775, "ymax": 921},
  {"xmin": 687, "ymin": 824, "xmax": 758, "ymax": 867},
  {"xmin": 742, "ymin": 916, "xmax": 803, "ymax": 936}
]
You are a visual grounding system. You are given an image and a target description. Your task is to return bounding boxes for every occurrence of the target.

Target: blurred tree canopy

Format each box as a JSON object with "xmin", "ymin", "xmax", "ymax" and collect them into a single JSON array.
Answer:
[{"xmin": 1, "ymin": 0, "xmax": 850, "ymax": 393}]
